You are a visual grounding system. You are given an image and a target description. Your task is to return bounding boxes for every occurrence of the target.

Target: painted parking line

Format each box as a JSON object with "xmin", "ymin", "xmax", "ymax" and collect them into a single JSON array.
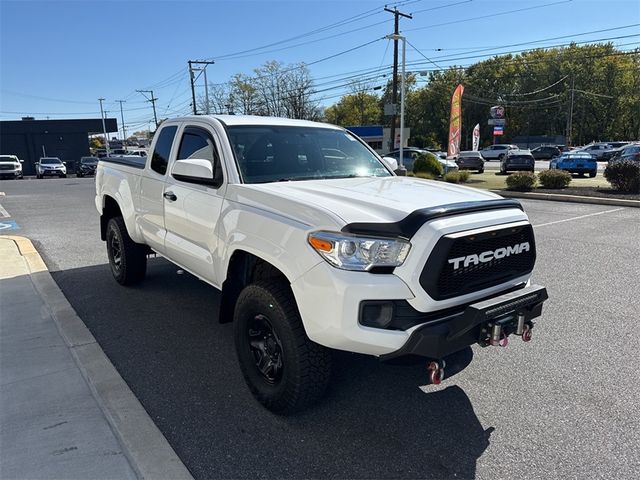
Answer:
[
  {"xmin": 533, "ymin": 207, "xmax": 625, "ymax": 229},
  {"xmin": 0, "ymin": 219, "xmax": 20, "ymax": 231},
  {"xmin": 0, "ymin": 203, "xmax": 10, "ymax": 219}
]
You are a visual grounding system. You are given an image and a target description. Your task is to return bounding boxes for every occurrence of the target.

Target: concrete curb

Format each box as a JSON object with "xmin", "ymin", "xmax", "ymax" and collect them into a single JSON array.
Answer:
[
  {"xmin": 4, "ymin": 235, "xmax": 193, "ymax": 480},
  {"xmin": 492, "ymin": 190, "xmax": 640, "ymax": 208}
]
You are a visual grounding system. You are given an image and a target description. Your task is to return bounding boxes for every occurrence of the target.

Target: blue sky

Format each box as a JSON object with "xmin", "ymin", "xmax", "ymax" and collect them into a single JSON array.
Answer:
[{"xmin": 1, "ymin": 0, "xmax": 638, "ymax": 133}]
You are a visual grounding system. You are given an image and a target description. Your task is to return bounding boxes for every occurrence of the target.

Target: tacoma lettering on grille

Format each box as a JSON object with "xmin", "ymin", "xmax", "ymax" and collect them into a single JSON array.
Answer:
[{"xmin": 420, "ymin": 224, "xmax": 536, "ymax": 300}]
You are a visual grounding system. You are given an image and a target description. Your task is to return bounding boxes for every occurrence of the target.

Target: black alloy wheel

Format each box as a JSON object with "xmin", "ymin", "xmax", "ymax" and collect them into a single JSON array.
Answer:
[
  {"xmin": 105, "ymin": 216, "xmax": 147, "ymax": 285},
  {"xmin": 233, "ymin": 281, "xmax": 331, "ymax": 413},
  {"xmin": 248, "ymin": 314, "xmax": 284, "ymax": 384}
]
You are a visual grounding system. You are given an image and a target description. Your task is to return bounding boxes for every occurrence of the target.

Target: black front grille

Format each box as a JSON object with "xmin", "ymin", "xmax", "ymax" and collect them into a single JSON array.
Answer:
[
  {"xmin": 0, "ymin": 164, "xmax": 14, "ymax": 170},
  {"xmin": 420, "ymin": 224, "xmax": 536, "ymax": 300}
]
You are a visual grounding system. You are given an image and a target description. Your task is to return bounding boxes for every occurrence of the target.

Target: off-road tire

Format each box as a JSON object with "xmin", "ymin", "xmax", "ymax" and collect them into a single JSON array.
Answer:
[
  {"xmin": 234, "ymin": 281, "xmax": 331, "ymax": 414},
  {"xmin": 106, "ymin": 216, "xmax": 147, "ymax": 285}
]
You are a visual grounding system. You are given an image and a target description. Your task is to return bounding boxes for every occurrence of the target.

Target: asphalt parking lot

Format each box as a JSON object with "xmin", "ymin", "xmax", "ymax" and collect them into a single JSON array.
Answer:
[{"xmin": 1, "ymin": 177, "xmax": 639, "ymax": 479}]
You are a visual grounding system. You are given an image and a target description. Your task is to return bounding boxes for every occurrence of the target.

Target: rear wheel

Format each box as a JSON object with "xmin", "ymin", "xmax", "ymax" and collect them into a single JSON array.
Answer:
[
  {"xmin": 106, "ymin": 216, "xmax": 147, "ymax": 285},
  {"xmin": 478, "ymin": 168, "xmax": 484, "ymax": 174},
  {"xmin": 589, "ymin": 171, "xmax": 596, "ymax": 178},
  {"xmin": 234, "ymin": 281, "xmax": 331, "ymax": 413}
]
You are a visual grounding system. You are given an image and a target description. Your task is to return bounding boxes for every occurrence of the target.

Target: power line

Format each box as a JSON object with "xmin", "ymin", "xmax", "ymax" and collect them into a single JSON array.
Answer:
[{"xmin": 405, "ymin": 0, "xmax": 574, "ymax": 33}]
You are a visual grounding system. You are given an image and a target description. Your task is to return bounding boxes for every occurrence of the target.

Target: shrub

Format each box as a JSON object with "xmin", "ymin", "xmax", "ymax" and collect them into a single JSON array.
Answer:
[
  {"xmin": 538, "ymin": 169, "xmax": 572, "ymax": 189},
  {"xmin": 413, "ymin": 152, "xmax": 443, "ymax": 177},
  {"xmin": 443, "ymin": 170, "xmax": 471, "ymax": 183},
  {"xmin": 604, "ymin": 160, "xmax": 640, "ymax": 193},
  {"xmin": 414, "ymin": 171, "xmax": 436, "ymax": 180},
  {"xmin": 506, "ymin": 172, "xmax": 537, "ymax": 191}
]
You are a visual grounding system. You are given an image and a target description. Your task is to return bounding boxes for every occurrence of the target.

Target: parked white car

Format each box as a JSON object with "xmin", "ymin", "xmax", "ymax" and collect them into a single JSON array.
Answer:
[
  {"xmin": 0, "ymin": 154, "xmax": 23, "ymax": 179},
  {"xmin": 36, "ymin": 157, "xmax": 67, "ymax": 178}
]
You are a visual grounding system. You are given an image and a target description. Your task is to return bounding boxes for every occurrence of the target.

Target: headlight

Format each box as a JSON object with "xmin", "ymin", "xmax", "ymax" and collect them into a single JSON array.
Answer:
[{"xmin": 308, "ymin": 231, "xmax": 410, "ymax": 271}]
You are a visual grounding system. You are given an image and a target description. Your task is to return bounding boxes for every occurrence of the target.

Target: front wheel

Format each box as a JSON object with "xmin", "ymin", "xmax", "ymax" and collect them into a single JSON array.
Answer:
[
  {"xmin": 589, "ymin": 171, "xmax": 596, "ymax": 178},
  {"xmin": 106, "ymin": 216, "xmax": 147, "ymax": 285},
  {"xmin": 234, "ymin": 281, "xmax": 331, "ymax": 413}
]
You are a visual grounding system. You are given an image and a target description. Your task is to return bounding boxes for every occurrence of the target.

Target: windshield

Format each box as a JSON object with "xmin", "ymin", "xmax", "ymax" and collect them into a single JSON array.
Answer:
[
  {"xmin": 0, "ymin": 156, "xmax": 17, "ymax": 162},
  {"xmin": 81, "ymin": 157, "xmax": 98, "ymax": 164},
  {"xmin": 227, "ymin": 126, "xmax": 391, "ymax": 184},
  {"xmin": 41, "ymin": 158, "xmax": 61, "ymax": 165}
]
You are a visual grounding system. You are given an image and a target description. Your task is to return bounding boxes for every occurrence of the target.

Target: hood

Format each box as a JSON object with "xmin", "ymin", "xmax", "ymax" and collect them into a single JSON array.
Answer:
[{"xmin": 230, "ymin": 176, "xmax": 502, "ymax": 227}]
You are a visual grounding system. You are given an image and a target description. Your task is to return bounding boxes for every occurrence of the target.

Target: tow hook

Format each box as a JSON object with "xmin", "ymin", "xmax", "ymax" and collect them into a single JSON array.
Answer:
[
  {"xmin": 489, "ymin": 323, "xmax": 509, "ymax": 347},
  {"xmin": 427, "ymin": 359, "xmax": 446, "ymax": 385},
  {"xmin": 515, "ymin": 313, "xmax": 534, "ymax": 342},
  {"xmin": 521, "ymin": 323, "xmax": 533, "ymax": 342}
]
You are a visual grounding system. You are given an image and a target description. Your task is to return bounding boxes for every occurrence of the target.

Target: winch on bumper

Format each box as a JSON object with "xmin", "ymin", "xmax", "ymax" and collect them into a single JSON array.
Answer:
[{"xmin": 380, "ymin": 284, "xmax": 548, "ymax": 362}]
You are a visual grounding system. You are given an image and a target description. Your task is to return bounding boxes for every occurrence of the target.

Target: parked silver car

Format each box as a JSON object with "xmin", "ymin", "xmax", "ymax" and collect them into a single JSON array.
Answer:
[
  {"xmin": 36, "ymin": 157, "xmax": 67, "ymax": 179},
  {"xmin": 480, "ymin": 144, "xmax": 519, "ymax": 160}
]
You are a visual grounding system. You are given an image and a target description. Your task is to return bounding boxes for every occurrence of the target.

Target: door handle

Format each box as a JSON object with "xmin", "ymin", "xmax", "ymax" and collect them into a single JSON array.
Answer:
[{"xmin": 163, "ymin": 191, "xmax": 177, "ymax": 201}]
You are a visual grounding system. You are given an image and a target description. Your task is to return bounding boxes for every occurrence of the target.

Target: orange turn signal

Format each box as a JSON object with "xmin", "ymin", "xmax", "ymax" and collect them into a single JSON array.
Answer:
[{"xmin": 308, "ymin": 236, "xmax": 333, "ymax": 252}]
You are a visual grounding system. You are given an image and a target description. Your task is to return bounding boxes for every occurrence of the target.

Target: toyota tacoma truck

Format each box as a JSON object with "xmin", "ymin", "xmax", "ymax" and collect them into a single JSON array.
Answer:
[{"xmin": 95, "ymin": 115, "xmax": 548, "ymax": 413}]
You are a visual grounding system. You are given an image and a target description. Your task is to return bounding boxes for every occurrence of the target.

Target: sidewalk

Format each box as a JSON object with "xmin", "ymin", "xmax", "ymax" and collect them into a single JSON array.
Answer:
[{"xmin": 0, "ymin": 236, "xmax": 191, "ymax": 480}]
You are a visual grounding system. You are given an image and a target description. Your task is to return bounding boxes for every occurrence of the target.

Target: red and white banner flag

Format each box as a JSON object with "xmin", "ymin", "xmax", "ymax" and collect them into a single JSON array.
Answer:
[
  {"xmin": 472, "ymin": 123, "xmax": 480, "ymax": 151},
  {"xmin": 447, "ymin": 84, "xmax": 464, "ymax": 157}
]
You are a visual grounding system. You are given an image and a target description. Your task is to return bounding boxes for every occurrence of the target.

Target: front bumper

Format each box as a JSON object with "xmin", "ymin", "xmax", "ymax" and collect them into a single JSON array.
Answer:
[
  {"xmin": 0, "ymin": 171, "xmax": 21, "ymax": 178},
  {"xmin": 40, "ymin": 169, "xmax": 65, "ymax": 176},
  {"xmin": 380, "ymin": 284, "xmax": 547, "ymax": 361}
]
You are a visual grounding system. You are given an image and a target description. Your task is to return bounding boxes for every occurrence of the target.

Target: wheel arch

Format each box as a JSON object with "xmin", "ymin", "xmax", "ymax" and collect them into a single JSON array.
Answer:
[
  {"xmin": 218, "ymin": 249, "xmax": 291, "ymax": 324},
  {"xmin": 100, "ymin": 195, "xmax": 123, "ymax": 241}
]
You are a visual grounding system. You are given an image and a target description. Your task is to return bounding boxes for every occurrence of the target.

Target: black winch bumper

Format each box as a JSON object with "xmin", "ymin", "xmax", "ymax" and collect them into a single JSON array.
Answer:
[{"xmin": 381, "ymin": 284, "xmax": 548, "ymax": 362}]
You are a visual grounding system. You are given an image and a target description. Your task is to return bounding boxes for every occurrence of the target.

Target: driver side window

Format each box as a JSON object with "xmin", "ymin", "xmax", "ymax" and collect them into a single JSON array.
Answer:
[{"xmin": 175, "ymin": 126, "xmax": 224, "ymax": 187}]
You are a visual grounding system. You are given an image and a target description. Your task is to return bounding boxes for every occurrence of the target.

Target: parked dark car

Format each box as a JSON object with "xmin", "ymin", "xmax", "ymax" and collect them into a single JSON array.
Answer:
[
  {"xmin": 618, "ymin": 143, "xmax": 640, "ymax": 163},
  {"xmin": 500, "ymin": 151, "xmax": 535, "ymax": 173},
  {"xmin": 76, "ymin": 156, "xmax": 99, "ymax": 177},
  {"xmin": 454, "ymin": 151, "xmax": 485, "ymax": 173},
  {"xmin": 550, "ymin": 152, "xmax": 597, "ymax": 177},
  {"xmin": 530, "ymin": 145, "xmax": 561, "ymax": 160}
]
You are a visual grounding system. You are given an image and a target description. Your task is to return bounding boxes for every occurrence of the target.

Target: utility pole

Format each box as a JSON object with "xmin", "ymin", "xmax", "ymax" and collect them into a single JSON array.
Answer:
[
  {"xmin": 188, "ymin": 60, "xmax": 215, "ymax": 115},
  {"xmin": 188, "ymin": 61, "xmax": 197, "ymax": 115},
  {"xmin": 115, "ymin": 100, "xmax": 127, "ymax": 144},
  {"xmin": 567, "ymin": 74, "xmax": 575, "ymax": 146},
  {"xmin": 98, "ymin": 98, "xmax": 110, "ymax": 156},
  {"xmin": 384, "ymin": 6, "xmax": 412, "ymax": 153},
  {"xmin": 136, "ymin": 89, "xmax": 159, "ymax": 128}
]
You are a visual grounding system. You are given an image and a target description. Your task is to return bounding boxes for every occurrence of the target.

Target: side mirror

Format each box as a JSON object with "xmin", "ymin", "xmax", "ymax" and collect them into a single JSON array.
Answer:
[
  {"xmin": 172, "ymin": 158, "xmax": 217, "ymax": 186},
  {"xmin": 19, "ymin": 159, "xmax": 24, "ymax": 163},
  {"xmin": 381, "ymin": 156, "xmax": 398, "ymax": 172},
  {"xmin": 63, "ymin": 161, "xmax": 67, "ymax": 165}
]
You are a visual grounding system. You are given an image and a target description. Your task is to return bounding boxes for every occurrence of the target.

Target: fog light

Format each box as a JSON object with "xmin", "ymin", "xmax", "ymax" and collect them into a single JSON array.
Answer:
[{"xmin": 360, "ymin": 301, "xmax": 394, "ymax": 329}]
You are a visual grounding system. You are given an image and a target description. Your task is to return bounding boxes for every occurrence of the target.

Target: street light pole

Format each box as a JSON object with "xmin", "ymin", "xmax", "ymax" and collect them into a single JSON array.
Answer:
[{"xmin": 98, "ymin": 98, "xmax": 110, "ymax": 156}]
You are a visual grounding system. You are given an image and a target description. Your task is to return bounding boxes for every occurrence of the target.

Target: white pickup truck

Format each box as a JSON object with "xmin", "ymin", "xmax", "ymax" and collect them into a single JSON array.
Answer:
[{"xmin": 95, "ymin": 115, "xmax": 547, "ymax": 413}]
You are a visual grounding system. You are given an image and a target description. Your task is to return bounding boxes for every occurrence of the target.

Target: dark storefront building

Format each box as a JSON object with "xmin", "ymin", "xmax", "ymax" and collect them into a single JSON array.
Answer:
[{"xmin": 0, "ymin": 117, "xmax": 117, "ymax": 175}]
